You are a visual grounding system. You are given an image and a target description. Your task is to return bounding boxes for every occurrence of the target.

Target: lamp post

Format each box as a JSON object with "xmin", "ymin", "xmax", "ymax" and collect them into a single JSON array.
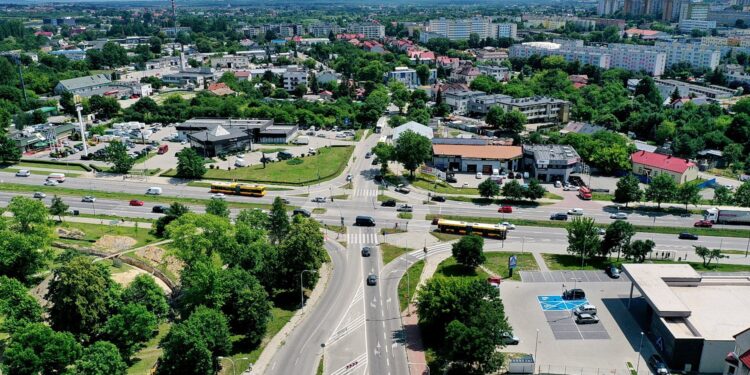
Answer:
[
  {"xmin": 300, "ymin": 269, "xmax": 317, "ymax": 307},
  {"xmin": 402, "ymin": 258, "xmax": 411, "ymax": 316},
  {"xmin": 218, "ymin": 356, "xmax": 249, "ymax": 375},
  {"xmin": 534, "ymin": 329, "xmax": 540, "ymax": 364},
  {"xmin": 635, "ymin": 332, "xmax": 644, "ymax": 374}
]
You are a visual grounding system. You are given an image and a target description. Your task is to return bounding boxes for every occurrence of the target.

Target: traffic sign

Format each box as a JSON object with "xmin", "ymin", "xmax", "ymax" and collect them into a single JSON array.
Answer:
[{"xmin": 509, "ymin": 255, "xmax": 518, "ymax": 269}]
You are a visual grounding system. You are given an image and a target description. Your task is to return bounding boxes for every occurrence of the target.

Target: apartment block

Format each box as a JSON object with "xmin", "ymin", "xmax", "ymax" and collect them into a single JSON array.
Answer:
[
  {"xmin": 428, "ymin": 17, "xmax": 493, "ymax": 40},
  {"xmin": 282, "ymin": 66, "xmax": 309, "ymax": 91},
  {"xmin": 494, "ymin": 23, "xmax": 518, "ymax": 39},
  {"xmin": 308, "ymin": 23, "xmax": 342, "ymax": 37},
  {"xmin": 386, "ymin": 66, "xmax": 437, "ymax": 88},
  {"xmin": 678, "ymin": 19, "xmax": 717, "ymax": 32},
  {"xmin": 655, "ymin": 41, "xmax": 720, "ymax": 70},
  {"xmin": 347, "ymin": 23, "xmax": 385, "ymax": 39}
]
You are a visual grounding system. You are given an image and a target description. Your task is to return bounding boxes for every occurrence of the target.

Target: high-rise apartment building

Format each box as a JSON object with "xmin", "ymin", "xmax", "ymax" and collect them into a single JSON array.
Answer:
[
  {"xmin": 598, "ymin": 0, "xmax": 621, "ymax": 15},
  {"xmin": 428, "ymin": 17, "xmax": 494, "ymax": 40},
  {"xmin": 493, "ymin": 23, "xmax": 518, "ymax": 39},
  {"xmin": 347, "ymin": 22, "xmax": 385, "ymax": 39}
]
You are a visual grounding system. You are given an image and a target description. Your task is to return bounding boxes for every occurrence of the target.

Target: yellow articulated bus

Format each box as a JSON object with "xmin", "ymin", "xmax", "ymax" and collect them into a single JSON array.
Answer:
[
  {"xmin": 436, "ymin": 219, "xmax": 508, "ymax": 240},
  {"xmin": 210, "ymin": 182, "xmax": 267, "ymax": 197}
]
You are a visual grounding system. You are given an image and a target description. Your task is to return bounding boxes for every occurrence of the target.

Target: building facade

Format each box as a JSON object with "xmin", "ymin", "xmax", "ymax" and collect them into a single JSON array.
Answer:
[
  {"xmin": 522, "ymin": 144, "xmax": 581, "ymax": 183},
  {"xmin": 432, "ymin": 144, "xmax": 522, "ymax": 174},
  {"xmin": 347, "ymin": 23, "xmax": 385, "ymax": 39},
  {"xmin": 630, "ymin": 150, "xmax": 699, "ymax": 184},
  {"xmin": 386, "ymin": 67, "xmax": 437, "ymax": 88}
]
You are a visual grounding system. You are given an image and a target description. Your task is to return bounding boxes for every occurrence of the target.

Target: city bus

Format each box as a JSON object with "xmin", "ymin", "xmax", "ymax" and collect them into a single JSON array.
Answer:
[
  {"xmin": 578, "ymin": 186, "xmax": 592, "ymax": 200},
  {"xmin": 436, "ymin": 219, "xmax": 507, "ymax": 240},
  {"xmin": 210, "ymin": 183, "xmax": 267, "ymax": 197}
]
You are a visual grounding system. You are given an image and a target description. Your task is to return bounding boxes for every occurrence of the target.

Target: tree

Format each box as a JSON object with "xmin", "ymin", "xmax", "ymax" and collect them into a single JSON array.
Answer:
[
  {"xmin": 7, "ymin": 195, "xmax": 49, "ymax": 233},
  {"xmin": 694, "ymin": 245, "xmax": 725, "ymax": 267},
  {"xmin": 105, "ymin": 140, "xmax": 135, "ymax": 174},
  {"xmin": 394, "ymin": 130, "xmax": 432, "ymax": 176},
  {"xmin": 734, "ymin": 180, "xmax": 750, "ymax": 207},
  {"xmin": 416, "ymin": 64, "xmax": 431, "ymax": 85},
  {"xmin": 614, "ymin": 174, "xmax": 642, "ymax": 207},
  {"xmin": 670, "ymin": 87, "xmax": 681, "ymax": 102},
  {"xmin": 220, "ymin": 268, "xmax": 270, "ymax": 343},
  {"xmin": 443, "ymin": 306, "xmax": 506, "ymax": 375},
  {"xmin": 49, "ymin": 195, "xmax": 69, "ymax": 222},
  {"xmin": 601, "ymin": 221, "xmax": 634, "ymax": 260},
  {"xmin": 46, "ymin": 257, "xmax": 119, "ymax": 339},
  {"xmin": 524, "ymin": 179, "xmax": 546, "ymax": 201},
  {"xmin": 158, "ymin": 307, "xmax": 231, "ymax": 375},
  {"xmin": 2, "ymin": 323, "xmax": 82, "ymax": 375},
  {"xmin": 676, "ymin": 182, "xmax": 701, "ymax": 210},
  {"xmin": 0, "ymin": 197, "xmax": 52, "ymax": 282},
  {"xmin": 566, "ymin": 217, "xmax": 601, "ymax": 260},
  {"xmin": 175, "ymin": 147, "xmax": 207, "ymax": 179},
  {"xmin": 478, "ymin": 178, "xmax": 500, "ymax": 199},
  {"xmin": 499, "ymin": 110, "xmax": 527, "ymax": 134},
  {"xmin": 236, "ymin": 208, "xmax": 269, "ymax": 229},
  {"xmin": 88, "ymin": 95, "xmax": 120, "ymax": 119},
  {"xmin": 176, "ymin": 259, "xmax": 226, "ymax": 316},
  {"xmin": 149, "ymin": 36, "xmax": 162, "ymax": 54},
  {"xmin": 634, "ymin": 76, "xmax": 662, "ymax": 106},
  {"xmin": 501, "ymin": 180, "xmax": 525, "ymax": 200},
  {"xmin": 645, "ymin": 173, "xmax": 676, "ymax": 208},
  {"xmin": 99, "ymin": 303, "xmax": 157, "ymax": 360},
  {"xmin": 0, "ymin": 132, "xmax": 21, "ymax": 162},
  {"xmin": 68, "ymin": 341, "xmax": 127, "ymax": 375},
  {"xmin": 0, "ymin": 276, "xmax": 43, "ymax": 333},
  {"xmin": 623, "ymin": 239, "xmax": 654, "ymax": 263},
  {"xmin": 154, "ymin": 202, "xmax": 190, "ymax": 237},
  {"xmin": 293, "ymin": 83, "xmax": 308, "ymax": 98},
  {"xmin": 206, "ymin": 198, "xmax": 230, "ymax": 219},
  {"xmin": 485, "ymin": 106, "xmax": 505, "ymax": 128},
  {"xmin": 122, "ymin": 274, "xmax": 169, "ymax": 319},
  {"xmin": 276, "ymin": 217, "xmax": 326, "ymax": 292},
  {"xmin": 268, "ymin": 196, "xmax": 289, "ymax": 245},
  {"xmin": 389, "ymin": 81, "xmax": 409, "ymax": 113},
  {"xmin": 452, "ymin": 235, "xmax": 485, "ymax": 268},
  {"xmin": 372, "ymin": 142, "xmax": 395, "ymax": 176},
  {"xmin": 712, "ymin": 185, "xmax": 734, "ymax": 206}
]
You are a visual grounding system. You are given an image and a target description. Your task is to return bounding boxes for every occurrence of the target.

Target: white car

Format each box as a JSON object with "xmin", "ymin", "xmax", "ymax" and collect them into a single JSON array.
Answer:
[
  {"xmin": 82, "ymin": 196, "xmax": 96, "ymax": 203},
  {"xmin": 610, "ymin": 212, "xmax": 628, "ymax": 220},
  {"xmin": 44, "ymin": 179, "xmax": 58, "ymax": 186},
  {"xmin": 563, "ymin": 185, "xmax": 580, "ymax": 191},
  {"xmin": 397, "ymin": 204, "xmax": 413, "ymax": 212},
  {"xmin": 212, "ymin": 193, "xmax": 226, "ymax": 199},
  {"xmin": 567, "ymin": 208, "xmax": 584, "ymax": 215},
  {"xmin": 312, "ymin": 197, "xmax": 327, "ymax": 203},
  {"xmin": 346, "ymin": 174, "xmax": 352, "ymax": 182},
  {"xmin": 475, "ymin": 172, "xmax": 483, "ymax": 179},
  {"xmin": 15, "ymin": 169, "xmax": 30, "ymax": 177},
  {"xmin": 33, "ymin": 192, "xmax": 46, "ymax": 199},
  {"xmin": 501, "ymin": 221, "xmax": 516, "ymax": 230}
]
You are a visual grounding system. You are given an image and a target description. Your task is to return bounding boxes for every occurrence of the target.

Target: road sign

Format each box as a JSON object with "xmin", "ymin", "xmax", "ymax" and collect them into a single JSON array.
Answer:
[{"xmin": 509, "ymin": 255, "xmax": 518, "ymax": 269}]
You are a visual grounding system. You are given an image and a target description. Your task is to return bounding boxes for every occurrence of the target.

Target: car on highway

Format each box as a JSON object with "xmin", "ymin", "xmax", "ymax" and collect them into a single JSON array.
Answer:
[
  {"xmin": 501, "ymin": 221, "xmax": 516, "ymax": 230},
  {"xmin": 550, "ymin": 212, "xmax": 568, "ymax": 221},
  {"xmin": 499, "ymin": 331, "xmax": 520, "ymax": 345},
  {"xmin": 678, "ymin": 232, "xmax": 699, "ymax": 240},
  {"xmin": 152, "ymin": 205, "xmax": 169, "ymax": 214},
  {"xmin": 567, "ymin": 208, "xmax": 584, "ymax": 215},
  {"xmin": 562, "ymin": 288, "xmax": 585, "ymax": 300},
  {"xmin": 397, "ymin": 204, "xmax": 413, "ymax": 212},
  {"xmin": 355, "ymin": 216, "xmax": 376, "ymax": 227},
  {"xmin": 280, "ymin": 198, "xmax": 290, "ymax": 205},
  {"xmin": 648, "ymin": 354, "xmax": 670, "ymax": 375},
  {"xmin": 381, "ymin": 199, "xmax": 397, "ymax": 207},
  {"xmin": 575, "ymin": 313, "xmax": 599, "ymax": 324},
  {"xmin": 15, "ymin": 169, "xmax": 30, "ymax": 177},
  {"xmin": 211, "ymin": 193, "xmax": 226, "ymax": 199},
  {"xmin": 395, "ymin": 184, "xmax": 411, "ymax": 194},
  {"xmin": 129, "ymin": 199, "xmax": 145, "ymax": 206},
  {"xmin": 606, "ymin": 264, "xmax": 621, "ymax": 278},
  {"xmin": 431, "ymin": 195, "xmax": 446, "ymax": 202},
  {"xmin": 33, "ymin": 192, "xmax": 46, "ymax": 199},
  {"xmin": 293, "ymin": 208, "xmax": 311, "ymax": 217},
  {"xmin": 81, "ymin": 196, "xmax": 96, "ymax": 203},
  {"xmin": 366, "ymin": 274, "xmax": 377, "ymax": 286},
  {"xmin": 694, "ymin": 220, "xmax": 713, "ymax": 228},
  {"xmin": 610, "ymin": 212, "xmax": 628, "ymax": 220},
  {"xmin": 361, "ymin": 247, "xmax": 372, "ymax": 257},
  {"xmin": 44, "ymin": 179, "xmax": 59, "ymax": 186},
  {"xmin": 312, "ymin": 197, "xmax": 327, "ymax": 203},
  {"xmin": 498, "ymin": 205, "xmax": 513, "ymax": 213}
]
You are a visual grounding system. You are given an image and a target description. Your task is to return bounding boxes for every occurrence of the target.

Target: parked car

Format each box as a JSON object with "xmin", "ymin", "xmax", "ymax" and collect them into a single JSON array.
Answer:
[
  {"xmin": 498, "ymin": 205, "xmax": 513, "ymax": 214},
  {"xmin": 397, "ymin": 204, "xmax": 413, "ymax": 212},
  {"xmin": 365, "ymin": 152, "xmax": 372, "ymax": 159},
  {"xmin": 563, "ymin": 184, "xmax": 580, "ymax": 191},
  {"xmin": 606, "ymin": 264, "xmax": 621, "ymax": 278},
  {"xmin": 573, "ymin": 304, "xmax": 598, "ymax": 316},
  {"xmin": 44, "ymin": 179, "xmax": 58, "ymax": 186},
  {"xmin": 475, "ymin": 172, "xmax": 483, "ymax": 179},
  {"xmin": 575, "ymin": 313, "xmax": 600, "ymax": 324},
  {"xmin": 679, "ymin": 232, "xmax": 699, "ymax": 240},
  {"xmin": 346, "ymin": 174, "xmax": 352, "ymax": 182},
  {"xmin": 562, "ymin": 288, "xmax": 586, "ymax": 300},
  {"xmin": 446, "ymin": 175, "xmax": 457, "ymax": 183},
  {"xmin": 395, "ymin": 184, "xmax": 411, "ymax": 194},
  {"xmin": 610, "ymin": 212, "xmax": 628, "ymax": 220},
  {"xmin": 152, "ymin": 205, "xmax": 168, "ymax": 214},
  {"xmin": 499, "ymin": 331, "xmax": 520, "ymax": 345},
  {"xmin": 81, "ymin": 196, "xmax": 96, "ymax": 203},
  {"xmin": 129, "ymin": 199, "xmax": 145, "ymax": 206},
  {"xmin": 312, "ymin": 197, "xmax": 327, "ymax": 203},
  {"xmin": 501, "ymin": 222, "xmax": 516, "ymax": 230},
  {"xmin": 293, "ymin": 208, "xmax": 311, "ymax": 217},
  {"xmin": 366, "ymin": 274, "xmax": 377, "ymax": 286},
  {"xmin": 694, "ymin": 220, "xmax": 713, "ymax": 228},
  {"xmin": 550, "ymin": 212, "xmax": 568, "ymax": 221},
  {"xmin": 381, "ymin": 199, "xmax": 397, "ymax": 207},
  {"xmin": 431, "ymin": 195, "xmax": 446, "ymax": 202},
  {"xmin": 33, "ymin": 192, "xmax": 46, "ymax": 199},
  {"xmin": 361, "ymin": 246, "xmax": 372, "ymax": 257},
  {"xmin": 648, "ymin": 354, "xmax": 670, "ymax": 375},
  {"xmin": 15, "ymin": 169, "xmax": 30, "ymax": 177},
  {"xmin": 567, "ymin": 208, "xmax": 584, "ymax": 215}
]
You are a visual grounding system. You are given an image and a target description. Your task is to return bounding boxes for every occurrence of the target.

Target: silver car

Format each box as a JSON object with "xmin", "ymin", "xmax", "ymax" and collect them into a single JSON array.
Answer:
[
  {"xmin": 610, "ymin": 212, "xmax": 628, "ymax": 220},
  {"xmin": 82, "ymin": 196, "xmax": 96, "ymax": 203},
  {"xmin": 575, "ymin": 313, "xmax": 600, "ymax": 324},
  {"xmin": 396, "ymin": 204, "xmax": 413, "ymax": 212}
]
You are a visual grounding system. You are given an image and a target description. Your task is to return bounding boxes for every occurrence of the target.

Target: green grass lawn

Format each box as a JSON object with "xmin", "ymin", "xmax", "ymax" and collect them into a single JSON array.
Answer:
[
  {"xmin": 0, "ymin": 182, "xmax": 276, "ymax": 211},
  {"xmin": 17, "ymin": 161, "xmax": 89, "ymax": 172},
  {"xmin": 57, "ymin": 221, "xmax": 157, "ymax": 248},
  {"xmin": 542, "ymin": 253, "xmax": 612, "ymax": 271},
  {"xmin": 196, "ymin": 146, "xmax": 353, "ymax": 185},
  {"xmin": 377, "ymin": 194, "xmax": 404, "ymax": 202},
  {"xmin": 397, "ymin": 212, "xmax": 413, "ymax": 219},
  {"xmin": 381, "ymin": 227, "xmax": 406, "ymax": 235},
  {"xmin": 312, "ymin": 208, "xmax": 326, "ymax": 214},
  {"xmin": 434, "ymin": 256, "xmax": 491, "ymax": 281},
  {"xmin": 398, "ymin": 259, "xmax": 424, "ymax": 312},
  {"xmin": 127, "ymin": 322, "xmax": 171, "ymax": 374},
  {"xmin": 410, "ymin": 174, "xmax": 480, "ymax": 195},
  {"xmin": 322, "ymin": 224, "xmax": 346, "ymax": 234},
  {"xmin": 442, "ymin": 195, "xmax": 551, "ymax": 207},
  {"xmin": 650, "ymin": 259, "xmax": 750, "ymax": 272},
  {"xmin": 483, "ymin": 252, "xmax": 538, "ymax": 281},
  {"xmin": 429, "ymin": 231, "xmax": 462, "ymax": 242},
  {"xmin": 0, "ymin": 166, "xmax": 83, "ymax": 178},
  {"xmin": 331, "ymin": 194, "xmax": 349, "ymax": 200},
  {"xmin": 186, "ymin": 181, "xmax": 291, "ymax": 191},
  {"xmin": 354, "ymin": 129, "xmax": 366, "ymax": 141},
  {"xmin": 381, "ymin": 243, "xmax": 412, "ymax": 265},
  {"xmin": 256, "ymin": 147, "xmax": 287, "ymax": 153},
  {"xmin": 72, "ymin": 213, "xmax": 154, "ymax": 224}
]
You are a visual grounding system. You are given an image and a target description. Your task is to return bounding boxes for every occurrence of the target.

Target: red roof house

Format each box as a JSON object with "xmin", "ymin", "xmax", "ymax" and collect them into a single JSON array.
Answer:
[{"xmin": 630, "ymin": 150, "xmax": 698, "ymax": 184}]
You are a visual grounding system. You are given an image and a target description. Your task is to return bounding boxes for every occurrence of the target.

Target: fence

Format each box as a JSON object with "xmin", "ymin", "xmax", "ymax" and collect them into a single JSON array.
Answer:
[{"xmin": 529, "ymin": 364, "xmax": 632, "ymax": 375}]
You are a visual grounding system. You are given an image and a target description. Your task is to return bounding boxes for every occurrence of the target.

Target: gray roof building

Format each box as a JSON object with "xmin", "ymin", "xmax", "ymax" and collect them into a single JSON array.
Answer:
[{"xmin": 54, "ymin": 74, "xmax": 111, "ymax": 95}]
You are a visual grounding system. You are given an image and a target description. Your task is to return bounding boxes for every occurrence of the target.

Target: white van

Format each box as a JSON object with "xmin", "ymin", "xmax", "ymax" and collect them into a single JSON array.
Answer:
[
  {"xmin": 567, "ymin": 208, "xmax": 584, "ymax": 215},
  {"xmin": 234, "ymin": 158, "xmax": 247, "ymax": 167},
  {"xmin": 146, "ymin": 187, "xmax": 162, "ymax": 195},
  {"xmin": 47, "ymin": 173, "xmax": 66, "ymax": 182}
]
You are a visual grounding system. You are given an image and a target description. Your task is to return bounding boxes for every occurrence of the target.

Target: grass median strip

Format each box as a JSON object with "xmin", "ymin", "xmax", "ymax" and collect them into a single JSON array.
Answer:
[
  {"xmin": 0, "ymin": 183, "xmax": 279, "ymax": 211},
  {"xmin": 381, "ymin": 243, "xmax": 412, "ymax": 265},
  {"xmin": 425, "ymin": 214, "xmax": 750, "ymax": 238},
  {"xmin": 398, "ymin": 259, "xmax": 424, "ymax": 312},
  {"xmin": 484, "ymin": 252, "xmax": 538, "ymax": 281}
]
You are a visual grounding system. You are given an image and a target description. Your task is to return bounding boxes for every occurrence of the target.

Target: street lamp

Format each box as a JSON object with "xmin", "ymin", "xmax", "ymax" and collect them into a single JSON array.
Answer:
[
  {"xmin": 635, "ymin": 332, "xmax": 644, "ymax": 374},
  {"xmin": 218, "ymin": 356, "xmax": 249, "ymax": 375},
  {"xmin": 300, "ymin": 269, "xmax": 317, "ymax": 307},
  {"xmin": 534, "ymin": 329, "xmax": 539, "ymax": 364},
  {"xmin": 402, "ymin": 258, "xmax": 412, "ymax": 316}
]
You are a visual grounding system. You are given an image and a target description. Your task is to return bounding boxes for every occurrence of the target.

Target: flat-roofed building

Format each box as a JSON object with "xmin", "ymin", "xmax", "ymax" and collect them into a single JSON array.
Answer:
[
  {"xmin": 432, "ymin": 144, "xmax": 522, "ymax": 173},
  {"xmin": 522, "ymin": 144, "xmax": 581, "ymax": 182},
  {"xmin": 177, "ymin": 118, "xmax": 298, "ymax": 156}
]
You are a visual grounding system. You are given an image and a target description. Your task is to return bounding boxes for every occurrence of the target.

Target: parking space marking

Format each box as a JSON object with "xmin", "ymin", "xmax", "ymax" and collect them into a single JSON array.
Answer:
[
  {"xmin": 537, "ymin": 296, "xmax": 588, "ymax": 311},
  {"xmin": 521, "ymin": 270, "xmax": 630, "ymax": 283}
]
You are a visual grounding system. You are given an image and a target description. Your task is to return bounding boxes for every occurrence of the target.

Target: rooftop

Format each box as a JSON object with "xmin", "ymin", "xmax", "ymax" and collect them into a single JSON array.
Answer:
[
  {"xmin": 57, "ymin": 74, "xmax": 111, "ymax": 90},
  {"xmin": 433, "ymin": 144, "xmax": 522, "ymax": 160},
  {"xmin": 524, "ymin": 144, "xmax": 581, "ymax": 162},
  {"xmin": 631, "ymin": 150, "xmax": 695, "ymax": 174}
]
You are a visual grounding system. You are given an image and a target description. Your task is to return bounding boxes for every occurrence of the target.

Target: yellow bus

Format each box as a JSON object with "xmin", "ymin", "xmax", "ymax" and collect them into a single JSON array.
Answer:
[
  {"xmin": 436, "ymin": 219, "xmax": 507, "ymax": 240},
  {"xmin": 210, "ymin": 183, "xmax": 267, "ymax": 197}
]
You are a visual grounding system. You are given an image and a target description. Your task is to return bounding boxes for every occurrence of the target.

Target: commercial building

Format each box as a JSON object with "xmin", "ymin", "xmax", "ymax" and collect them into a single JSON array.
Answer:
[
  {"xmin": 444, "ymin": 90, "xmax": 485, "ymax": 114},
  {"xmin": 392, "ymin": 121, "xmax": 433, "ymax": 142},
  {"xmin": 209, "ymin": 55, "xmax": 251, "ymax": 69},
  {"xmin": 432, "ymin": 144, "xmax": 522, "ymax": 173},
  {"xmin": 386, "ymin": 67, "xmax": 437, "ymax": 88},
  {"xmin": 347, "ymin": 22, "xmax": 385, "ymax": 39},
  {"xmin": 177, "ymin": 118, "xmax": 298, "ymax": 157},
  {"xmin": 50, "ymin": 49, "xmax": 86, "ymax": 61},
  {"xmin": 54, "ymin": 74, "xmax": 111, "ymax": 96},
  {"xmin": 162, "ymin": 68, "xmax": 216, "ymax": 88},
  {"xmin": 678, "ymin": 19, "xmax": 717, "ymax": 32},
  {"xmin": 522, "ymin": 144, "xmax": 581, "ymax": 182},
  {"xmin": 623, "ymin": 264, "xmax": 750, "ymax": 374},
  {"xmin": 630, "ymin": 150, "xmax": 698, "ymax": 184},
  {"xmin": 654, "ymin": 78, "xmax": 734, "ymax": 100},
  {"xmin": 468, "ymin": 94, "xmax": 571, "ymax": 124}
]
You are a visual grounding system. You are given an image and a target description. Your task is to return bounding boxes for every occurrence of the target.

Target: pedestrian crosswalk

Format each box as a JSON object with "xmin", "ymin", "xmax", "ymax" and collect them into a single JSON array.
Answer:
[
  {"xmin": 346, "ymin": 228, "xmax": 379, "ymax": 245},
  {"xmin": 353, "ymin": 188, "xmax": 379, "ymax": 198}
]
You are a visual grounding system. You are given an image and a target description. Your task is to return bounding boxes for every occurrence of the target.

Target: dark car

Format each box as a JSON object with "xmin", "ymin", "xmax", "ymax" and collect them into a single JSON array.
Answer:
[
  {"xmin": 648, "ymin": 354, "xmax": 669, "ymax": 375},
  {"xmin": 550, "ymin": 213, "xmax": 568, "ymax": 221},
  {"xmin": 562, "ymin": 288, "xmax": 586, "ymax": 300},
  {"xmin": 277, "ymin": 151, "xmax": 294, "ymax": 160},
  {"xmin": 151, "ymin": 205, "xmax": 168, "ymax": 214},
  {"xmin": 293, "ymin": 208, "xmax": 311, "ymax": 217},
  {"xmin": 381, "ymin": 199, "xmax": 397, "ymax": 207},
  {"xmin": 366, "ymin": 274, "xmax": 377, "ymax": 286},
  {"xmin": 431, "ymin": 195, "xmax": 446, "ymax": 202},
  {"xmin": 678, "ymin": 232, "xmax": 699, "ymax": 240},
  {"xmin": 694, "ymin": 220, "xmax": 713, "ymax": 228},
  {"xmin": 446, "ymin": 175, "xmax": 457, "ymax": 183},
  {"xmin": 355, "ymin": 216, "xmax": 376, "ymax": 227},
  {"xmin": 374, "ymin": 175, "xmax": 384, "ymax": 183},
  {"xmin": 606, "ymin": 264, "xmax": 621, "ymax": 279},
  {"xmin": 361, "ymin": 246, "xmax": 372, "ymax": 257}
]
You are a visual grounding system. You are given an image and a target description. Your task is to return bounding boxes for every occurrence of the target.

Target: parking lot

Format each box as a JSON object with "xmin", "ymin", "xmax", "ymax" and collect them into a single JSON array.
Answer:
[{"xmin": 521, "ymin": 270, "xmax": 631, "ymax": 283}]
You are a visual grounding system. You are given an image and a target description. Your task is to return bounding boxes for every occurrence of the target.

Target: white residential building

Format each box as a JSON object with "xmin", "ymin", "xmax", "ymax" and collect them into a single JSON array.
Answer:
[
  {"xmin": 282, "ymin": 66, "xmax": 309, "ymax": 91},
  {"xmin": 494, "ymin": 23, "xmax": 518, "ymax": 39},
  {"xmin": 678, "ymin": 19, "xmax": 717, "ymax": 32},
  {"xmin": 655, "ymin": 41, "xmax": 721, "ymax": 70},
  {"xmin": 386, "ymin": 67, "xmax": 437, "ymax": 88},
  {"xmin": 347, "ymin": 23, "xmax": 385, "ymax": 39},
  {"xmin": 428, "ymin": 17, "xmax": 494, "ymax": 40}
]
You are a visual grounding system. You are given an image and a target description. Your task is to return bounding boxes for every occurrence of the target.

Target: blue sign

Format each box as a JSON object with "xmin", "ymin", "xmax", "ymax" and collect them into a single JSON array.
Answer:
[
  {"xmin": 509, "ymin": 255, "xmax": 517, "ymax": 269},
  {"xmin": 344, "ymin": 117, "xmax": 350, "ymax": 126},
  {"xmin": 537, "ymin": 296, "xmax": 589, "ymax": 311}
]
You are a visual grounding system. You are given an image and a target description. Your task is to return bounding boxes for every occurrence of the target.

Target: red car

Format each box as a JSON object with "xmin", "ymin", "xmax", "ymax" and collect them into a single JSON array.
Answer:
[
  {"xmin": 693, "ymin": 220, "xmax": 713, "ymax": 228},
  {"xmin": 498, "ymin": 205, "xmax": 513, "ymax": 214},
  {"xmin": 129, "ymin": 199, "xmax": 145, "ymax": 206}
]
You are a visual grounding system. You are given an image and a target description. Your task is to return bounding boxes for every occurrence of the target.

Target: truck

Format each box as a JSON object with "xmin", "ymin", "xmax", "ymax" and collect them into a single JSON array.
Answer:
[
  {"xmin": 294, "ymin": 136, "xmax": 309, "ymax": 145},
  {"xmin": 705, "ymin": 207, "xmax": 750, "ymax": 225}
]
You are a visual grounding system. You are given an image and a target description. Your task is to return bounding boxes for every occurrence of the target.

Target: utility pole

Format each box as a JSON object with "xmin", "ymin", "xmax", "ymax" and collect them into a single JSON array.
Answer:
[
  {"xmin": 13, "ymin": 56, "xmax": 28, "ymax": 107},
  {"xmin": 74, "ymin": 95, "xmax": 89, "ymax": 156}
]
